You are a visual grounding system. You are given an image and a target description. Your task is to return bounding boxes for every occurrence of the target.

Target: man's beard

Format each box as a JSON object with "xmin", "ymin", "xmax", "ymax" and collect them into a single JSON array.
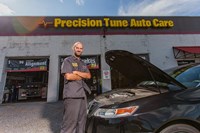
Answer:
[{"xmin": 74, "ymin": 52, "xmax": 81, "ymax": 57}]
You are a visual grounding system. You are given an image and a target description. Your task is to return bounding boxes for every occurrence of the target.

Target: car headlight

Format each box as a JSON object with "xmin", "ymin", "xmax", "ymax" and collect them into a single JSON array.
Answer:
[{"xmin": 94, "ymin": 106, "xmax": 139, "ymax": 118}]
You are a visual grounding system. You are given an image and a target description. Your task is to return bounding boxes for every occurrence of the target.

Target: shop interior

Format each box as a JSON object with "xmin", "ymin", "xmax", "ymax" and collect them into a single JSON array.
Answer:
[
  {"xmin": 85, "ymin": 69, "xmax": 102, "ymax": 98},
  {"xmin": 3, "ymin": 71, "xmax": 48, "ymax": 103}
]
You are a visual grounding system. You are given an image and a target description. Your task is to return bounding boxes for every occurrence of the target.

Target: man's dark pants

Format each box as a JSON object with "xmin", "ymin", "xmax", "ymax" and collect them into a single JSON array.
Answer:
[{"xmin": 60, "ymin": 97, "xmax": 87, "ymax": 133}]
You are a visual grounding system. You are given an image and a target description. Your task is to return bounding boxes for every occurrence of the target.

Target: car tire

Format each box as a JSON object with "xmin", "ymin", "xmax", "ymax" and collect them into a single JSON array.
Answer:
[{"xmin": 160, "ymin": 123, "xmax": 199, "ymax": 133}]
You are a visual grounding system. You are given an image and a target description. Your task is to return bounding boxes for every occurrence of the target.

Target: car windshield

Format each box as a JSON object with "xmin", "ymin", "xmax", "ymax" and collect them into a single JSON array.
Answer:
[
  {"xmin": 137, "ymin": 80, "xmax": 182, "ymax": 93},
  {"xmin": 111, "ymin": 67, "xmax": 184, "ymax": 93},
  {"xmin": 165, "ymin": 64, "xmax": 200, "ymax": 88}
]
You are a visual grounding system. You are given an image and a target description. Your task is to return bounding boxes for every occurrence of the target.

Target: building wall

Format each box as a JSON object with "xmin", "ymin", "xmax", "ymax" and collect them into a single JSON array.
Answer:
[
  {"xmin": 106, "ymin": 34, "xmax": 200, "ymax": 68},
  {"xmin": 0, "ymin": 34, "xmax": 200, "ymax": 103}
]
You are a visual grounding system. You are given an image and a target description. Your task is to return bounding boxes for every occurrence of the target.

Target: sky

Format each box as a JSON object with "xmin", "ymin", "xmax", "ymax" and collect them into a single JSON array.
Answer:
[{"xmin": 0, "ymin": 0, "xmax": 200, "ymax": 16}]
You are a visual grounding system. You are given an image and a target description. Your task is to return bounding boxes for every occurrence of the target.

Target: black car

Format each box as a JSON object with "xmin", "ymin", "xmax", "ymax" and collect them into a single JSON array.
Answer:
[{"xmin": 86, "ymin": 50, "xmax": 200, "ymax": 133}]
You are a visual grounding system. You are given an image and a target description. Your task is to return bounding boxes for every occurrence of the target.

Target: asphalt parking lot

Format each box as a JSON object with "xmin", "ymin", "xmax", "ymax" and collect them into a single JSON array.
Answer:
[{"xmin": 0, "ymin": 101, "xmax": 63, "ymax": 133}]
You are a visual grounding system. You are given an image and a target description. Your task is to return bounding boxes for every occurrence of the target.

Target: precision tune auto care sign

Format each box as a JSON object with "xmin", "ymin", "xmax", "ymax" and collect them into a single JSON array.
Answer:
[
  {"xmin": 53, "ymin": 17, "xmax": 174, "ymax": 28},
  {"xmin": 2, "ymin": 16, "xmax": 200, "ymax": 36}
]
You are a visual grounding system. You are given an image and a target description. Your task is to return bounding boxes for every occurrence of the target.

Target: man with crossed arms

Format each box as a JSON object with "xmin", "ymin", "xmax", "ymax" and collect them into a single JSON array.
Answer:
[{"xmin": 60, "ymin": 41, "xmax": 91, "ymax": 133}]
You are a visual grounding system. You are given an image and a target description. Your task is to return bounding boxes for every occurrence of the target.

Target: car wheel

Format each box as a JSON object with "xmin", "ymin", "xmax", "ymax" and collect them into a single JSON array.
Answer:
[{"xmin": 160, "ymin": 123, "xmax": 199, "ymax": 133}]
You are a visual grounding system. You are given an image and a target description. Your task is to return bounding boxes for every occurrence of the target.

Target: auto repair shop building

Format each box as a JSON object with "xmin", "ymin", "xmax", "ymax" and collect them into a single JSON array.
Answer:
[{"xmin": 0, "ymin": 16, "xmax": 200, "ymax": 103}]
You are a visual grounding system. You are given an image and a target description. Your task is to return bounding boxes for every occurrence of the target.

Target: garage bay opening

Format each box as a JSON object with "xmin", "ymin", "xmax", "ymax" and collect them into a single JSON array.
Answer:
[{"xmin": 3, "ymin": 58, "xmax": 49, "ymax": 103}]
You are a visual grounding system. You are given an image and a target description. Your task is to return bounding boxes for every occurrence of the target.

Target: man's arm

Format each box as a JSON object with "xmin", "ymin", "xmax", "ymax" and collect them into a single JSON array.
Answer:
[
  {"xmin": 64, "ymin": 73, "xmax": 82, "ymax": 80},
  {"xmin": 73, "ymin": 71, "xmax": 91, "ymax": 79}
]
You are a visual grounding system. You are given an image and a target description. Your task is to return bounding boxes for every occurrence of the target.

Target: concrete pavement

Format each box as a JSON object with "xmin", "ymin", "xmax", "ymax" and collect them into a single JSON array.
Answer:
[{"xmin": 0, "ymin": 101, "xmax": 63, "ymax": 133}]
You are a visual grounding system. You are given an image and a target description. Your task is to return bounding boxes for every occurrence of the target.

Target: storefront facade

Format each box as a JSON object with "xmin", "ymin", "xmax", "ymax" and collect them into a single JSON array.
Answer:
[{"xmin": 0, "ymin": 16, "xmax": 200, "ymax": 103}]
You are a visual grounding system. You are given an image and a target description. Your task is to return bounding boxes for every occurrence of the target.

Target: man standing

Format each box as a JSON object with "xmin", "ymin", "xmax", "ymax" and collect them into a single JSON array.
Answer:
[{"xmin": 60, "ymin": 41, "xmax": 91, "ymax": 133}]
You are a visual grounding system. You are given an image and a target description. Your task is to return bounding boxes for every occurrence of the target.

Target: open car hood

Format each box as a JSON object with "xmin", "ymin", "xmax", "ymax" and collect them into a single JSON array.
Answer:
[{"xmin": 105, "ymin": 50, "xmax": 187, "ymax": 90}]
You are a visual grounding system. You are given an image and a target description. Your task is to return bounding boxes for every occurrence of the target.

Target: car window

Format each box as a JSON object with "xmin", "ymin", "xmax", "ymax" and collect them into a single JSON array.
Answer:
[
  {"xmin": 167, "ymin": 64, "xmax": 200, "ymax": 88},
  {"xmin": 137, "ymin": 80, "xmax": 181, "ymax": 93}
]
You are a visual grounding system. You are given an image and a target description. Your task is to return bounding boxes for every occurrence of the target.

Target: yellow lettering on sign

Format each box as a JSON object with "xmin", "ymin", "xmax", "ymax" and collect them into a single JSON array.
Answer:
[
  {"xmin": 54, "ymin": 18, "xmax": 62, "ymax": 28},
  {"xmin": 103, "ymin": 18, "xmax": 128, "ymax": 27},
  {"xmin": 53, "ymin": 17, "xmax": 174, "ymax": 28},
  {"xmin": 104, "ymin": 18, "xmax": 110, "ymax": 27},
  {"xmin": 54, "ymin": 18, "xmax": 103, "ymax": 28},
  {"xmin": 152, "ymin": 19, "xmax": 174, "ymax": 28},
  {"xmin": 130, "ymin": 19, "xmax": 151, "ymax": 28}
]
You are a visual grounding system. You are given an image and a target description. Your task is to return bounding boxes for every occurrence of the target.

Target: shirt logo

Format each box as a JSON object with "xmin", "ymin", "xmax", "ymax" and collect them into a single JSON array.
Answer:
[{"xmin": 72, "ymin": 63, "xmax": 78, "ymax": 67}]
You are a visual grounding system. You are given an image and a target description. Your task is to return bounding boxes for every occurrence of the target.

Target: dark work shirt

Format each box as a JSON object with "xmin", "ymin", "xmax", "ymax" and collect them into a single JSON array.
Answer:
[{"xmin": 61, "ymin": 55, "xmax": 91, "ymax": 99}]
